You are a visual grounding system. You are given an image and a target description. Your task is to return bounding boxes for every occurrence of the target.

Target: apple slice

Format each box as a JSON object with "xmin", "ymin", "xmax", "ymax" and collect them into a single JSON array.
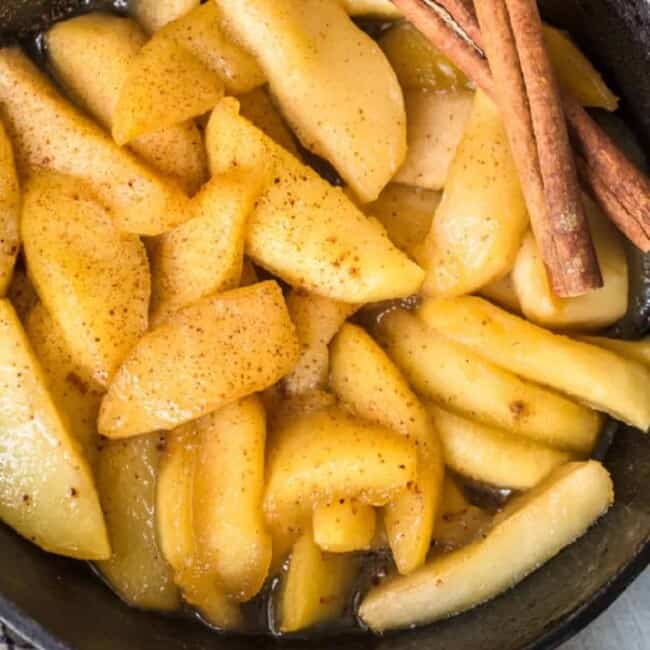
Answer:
[
  {"xmin": 96, "ymin": 432, "xmax": 180, "ymax": 611},
  {"xmin": 46, "ymin": 13, "xmax": 207, "ymax": 195},
  {"xmin": 112, "ymin": 23, "xmax": 224, "ymax": 144},
  {"xmin": 0, "ymin": 299, "xmax": 109, "ymax": 559},
  {"xmin": 21, "ymin": 171, "xmax": 150, "ymax": 387},
  {"xmin": 0, "ymin": 47, "xmax": 190, "ymax": 236},
  {"xmin": 206, "ymin": 98, "xmax": 424, "ymax": 303},
  {"xmin": 360, "ymin": 461, "xmax": 613, "ymax": 631},
  {"xmin": 215, "ymin": 0, "xmax": 406, "ymax": 202},
  {"xmin": 99, "ymin": 281, "xmax": 299, "ymax": 438}
]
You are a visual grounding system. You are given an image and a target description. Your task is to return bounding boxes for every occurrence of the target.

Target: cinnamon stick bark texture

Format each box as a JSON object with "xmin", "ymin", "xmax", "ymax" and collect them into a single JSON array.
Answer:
[
  {"xmin": 473, "ymin": 0, "xmax": 561, "ymax": 296},
  {"xmin": 436, "ymin": 0, "xmax": 481, "ymax": 46},
  {"xmin": 425, "ymin": 0, "xmax": 650, "ymax": 252},
  {"xmin": 565, "ymin": 96, "xmax": 650, "ymax": 249},
  {"xmin": 433, "ymin": 0, "xmax": 483, "ymax": 45},
  {"xmin": 483, "ymin": 0, "xmax": 602, "ymax": 296}
]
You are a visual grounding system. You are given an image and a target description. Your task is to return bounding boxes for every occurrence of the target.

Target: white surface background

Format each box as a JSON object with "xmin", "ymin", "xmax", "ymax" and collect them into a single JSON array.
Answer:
[{"xmin": 561, "ymin": 567, "xmax": 649, "ymax": 650}]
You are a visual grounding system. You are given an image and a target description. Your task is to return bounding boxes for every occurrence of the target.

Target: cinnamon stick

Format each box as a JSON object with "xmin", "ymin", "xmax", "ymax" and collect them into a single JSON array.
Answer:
[
  {"xmin": 576, "ymin": 156, "xmax": 650, "ymax": 248},
  {"xmin": 416, "ymin": 0, "xmax": 650, "ymax": 253},
  {"xmin": 506, "ymin": 0, "xmax": 602, "ymax": 294},
  {"xmin": 431, "ymin": 0, "xmax": 483, "ymax": 45},
  {"xmin": 398, "ymin": 0, "xmax": 601, "ymax": 295},
  {"xmin": 473, "ymin": 0, "xmax": 571, "ymax": 295},
  {"xmin": 565, "ymin": 96, "xmax": 650, "ymax": 247}
]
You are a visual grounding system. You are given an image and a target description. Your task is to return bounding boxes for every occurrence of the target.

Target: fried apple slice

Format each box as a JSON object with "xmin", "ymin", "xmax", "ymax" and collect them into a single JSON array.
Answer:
[
  {"xmin": 579, "ymin": 336, "xmax": 650, "ymax": 367},
  {"xmin": 360, "ymin": 461, "xmax": 613, "ymax": 631},
  {"xmin": 341, "ymin": 0, "xmax": 402, "ymax": 18},
  {"xmin": 206, "ymin": 98, "xmax": 424, "ymax": 302},
  {"xmin": 312, "ymin": 500, "xmax": 376, "ymax": 553},
  {"xmin": 156, "ymin": 425, "xmax": 196, "ymax": 574},
  {"xmin": 544, "ymin": 25, "xmax": 618, "ymax": 110},
  {"xmin": 375, "ymin": 309, "xmax": 601, "ymax": 453},
  {"xmin": 131, "ymin": 0, "xmax": 198, "ymax": 33},
  {"xmin": 363, "ymin": 183, "xmax": 441, "ymax": 259},
  {"xmin": 46, "ymin": 13, "xmax": 207, "ymax": 194},
  {"xmin": 479, "ymin": 274, "xmax": 521, "ymax": 313},
  {"xmin": 112, "ymin": 26, "xmax": 224, "ymax": 144},
  {"xmin": 0, "ymin": 47, "xmax": 189, "ymax": 235},
  {"xmin": 99, "ymin": 281, "xmax": 299, "ymax": 438},
  {"xmin": 21, "ymin": 171, "xmax": 150, "ymax": 386},
  {"xmin": 215, "ymin": 0, "xmax": 406, "ymax": 202},
  {"xmin": 26, "ymin": 303, "xmax": 103, "ymax": 462},
  {"xmin": 379, "ymin": 21, "xmax": 469, "ymax": 92},
  {"xmin": 278, "ymin": 529, "xmax": 359, "ymax": 633},
  {"xmin": 417, "ymin": 90, "xmax": 528, "ymax": 297},
  {"xmin": 377, "ymin": 20, "xmax": 617, "ymax": 109},
  {"xmin": 96, "ymin": 433, "xmax": 178, "ymax": 610},
  {"xmin": 420, "ymin": 296, "xmax": 650, "ymax": 431},
  {"xmin": 238, "ymin": 88, "xmax": 298, "ymax": 155},
  {"xmin": 156, "ymin": 425, "xmax": 242, "ymax": 628},
  {"xmin": 192, "ymin": 397, "xmax": 271, "ymax": 601},
  {"xmin": 284, "ymin": 289, "xmax": 358, "ymax": 395},
  {"xmin": 264, "ymin": 406, "xmax": 417, "ymax": 536},
  {"xmin": 175, "ymin": 566, "xmax": 243, "ymax": 630},
  {"xmin": 162, "ymin": 2, "xmax": 265, "ymax": 95},
  {"xmin": 429, "ymin": 405, "xmax": 571, "ymax": 490},
  {"xmin": 433, "ymin": 475, "xmax": 491, "ymax": 550},
  {"xmin": 0, "ymin": 300, "xmax": 109, "ymax": 560},
  {"xmin": 394, "ymin": 89, "xmax": 473, "ymax": 191},
  {"xmin": 330, "ymin": 322, "xmax": 444, "ymax": 574},
  {"xmin": 150, "ymin": 168, "xmax": 266, "ymax": 325},
  {"xmin": 512, "ymin": 197, "xmax": 628, "ymax": 330}
]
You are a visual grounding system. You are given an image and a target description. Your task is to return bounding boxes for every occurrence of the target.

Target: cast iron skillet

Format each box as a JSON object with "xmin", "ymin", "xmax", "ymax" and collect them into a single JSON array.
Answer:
[{"xmin": 0, "ymin": 1, "xmax": 649, "ymax": 649}]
